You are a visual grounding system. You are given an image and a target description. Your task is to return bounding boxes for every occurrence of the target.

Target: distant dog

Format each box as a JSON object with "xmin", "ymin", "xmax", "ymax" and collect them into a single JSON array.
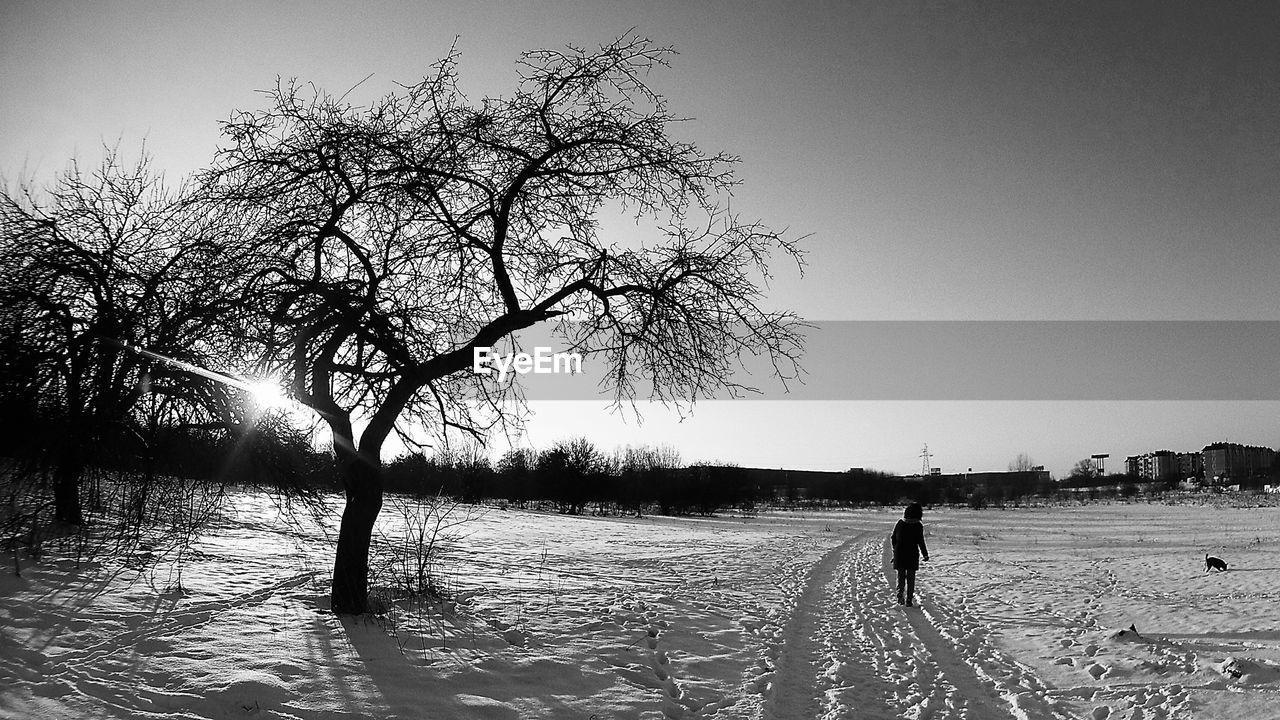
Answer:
[{"xmin": 1205, "ymin": 554, "xmax": 1229, "ymax": 572}]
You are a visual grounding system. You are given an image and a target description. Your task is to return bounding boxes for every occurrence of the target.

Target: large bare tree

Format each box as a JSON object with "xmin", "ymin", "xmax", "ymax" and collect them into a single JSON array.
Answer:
[{"xmin": 202, "ymin": 35, "xmax": 805, "ymax": 614}]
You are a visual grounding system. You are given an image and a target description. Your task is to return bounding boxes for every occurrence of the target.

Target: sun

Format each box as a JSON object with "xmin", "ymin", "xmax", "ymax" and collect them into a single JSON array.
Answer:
[{"xmin": 244, "ymin": 378, "xmax": 291, "ymax": 411}]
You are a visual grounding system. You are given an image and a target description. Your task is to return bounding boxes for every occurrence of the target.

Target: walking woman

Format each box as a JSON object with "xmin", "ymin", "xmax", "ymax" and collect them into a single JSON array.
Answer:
[{"xmin": 892, "ymin": 502, "xmax": 930, "ymax": 606}]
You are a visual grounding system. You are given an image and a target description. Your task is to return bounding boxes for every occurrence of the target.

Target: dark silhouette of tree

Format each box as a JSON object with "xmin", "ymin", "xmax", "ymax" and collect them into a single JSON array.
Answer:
[
  {"xmin": 536, "ymin": 438, "xmax": 606, "ymax": 515},
  {"xmin": 0, "ymin": 318, "xmax": 44, "ymax": 460},
  {"xmin": 1067, "ymin": 458, "xmax": 1100, "ymax": 481},
  {"xmin": 496, "ymin": 447, "xmax": 538, "ymax": 507},
  {"xmin": 680, "ymin": 463, "xmax": 747, "ymax": 516},
  {"xmin": 199, "ymin": 34, "xmax": 805, "ymax": 613},
  {"xmin": 439, "ymin": 443, "xmax": 494, "ymax": 504},
  {"xmin": 1008, "ymin": 452, "xmax": 1036, "ymax": 472},
  {"xmin": 0, "ymin": 152, "xmax": 245, "ymax": 524},
  {"xmin": 614, "ymin": 444, "xmax": 680, "ymax": 514}
]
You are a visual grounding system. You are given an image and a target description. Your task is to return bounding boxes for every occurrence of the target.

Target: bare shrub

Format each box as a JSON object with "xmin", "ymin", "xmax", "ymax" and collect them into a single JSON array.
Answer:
[
  {"xmin": 371, "ymin": 492, "xmax": 480, "ymax": 599},
  {"xmin": 1, "ymin": 459, "xmax": 229, "ymax": 586}
]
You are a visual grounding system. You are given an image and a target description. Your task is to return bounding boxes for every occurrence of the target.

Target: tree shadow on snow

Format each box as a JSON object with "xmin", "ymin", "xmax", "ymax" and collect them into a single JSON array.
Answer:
[{"xmin": 340, "ymin": 612, "xmax": 618, "ymax": 719}]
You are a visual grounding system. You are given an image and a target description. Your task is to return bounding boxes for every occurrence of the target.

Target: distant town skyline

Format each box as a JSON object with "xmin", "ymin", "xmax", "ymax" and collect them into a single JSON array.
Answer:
[{"xmin": 4, "ymin": 1, "xmax": 1280, "ymax": 479}]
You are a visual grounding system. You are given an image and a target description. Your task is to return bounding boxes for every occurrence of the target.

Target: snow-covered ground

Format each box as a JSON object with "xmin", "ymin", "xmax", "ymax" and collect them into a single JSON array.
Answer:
[{"xmin": 3, "ymin": 495, "xmax": 1280, "ymax": 719}]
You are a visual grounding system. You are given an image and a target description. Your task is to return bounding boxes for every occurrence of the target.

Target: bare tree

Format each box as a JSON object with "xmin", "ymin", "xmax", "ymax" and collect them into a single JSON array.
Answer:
[
  {"xmin": 536, "ymin": 437, "xmax": 606, "ymax": 515},
  {"xmin": 0, "ymin": 151, "xmax": 246, "ymax": 524},
  {"xmin": 201, "ymin": 34, "xmax": 805, "ymax": 614},
  {"xmin": 1068, "ymin": 458, "xmax": 1100, "ymax": 480},
  {"xmin": 1008, "ymin": 452, "xmax": 1036, "ymax": 472}
]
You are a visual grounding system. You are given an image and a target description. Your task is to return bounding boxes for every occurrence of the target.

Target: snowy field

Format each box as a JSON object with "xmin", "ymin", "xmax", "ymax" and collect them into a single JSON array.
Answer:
[{"xmin": 3, "ymin": 495, "xmax": 1280, "ymax": 719}]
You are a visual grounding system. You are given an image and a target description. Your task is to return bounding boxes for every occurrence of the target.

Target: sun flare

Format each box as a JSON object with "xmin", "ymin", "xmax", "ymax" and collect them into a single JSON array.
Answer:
[{"xmin": 245, "ymin": 379, "xmax": 291, "ymax": 410}]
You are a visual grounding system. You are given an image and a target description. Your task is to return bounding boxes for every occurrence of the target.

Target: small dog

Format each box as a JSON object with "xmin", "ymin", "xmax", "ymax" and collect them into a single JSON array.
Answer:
[{"xmin": 1205, "ymin": 554, "xmax": 1229, "ymax": 572}]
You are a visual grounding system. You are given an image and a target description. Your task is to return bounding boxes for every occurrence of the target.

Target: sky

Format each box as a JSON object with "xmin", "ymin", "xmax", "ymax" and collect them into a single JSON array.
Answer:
[{"xmin": 4, "ymin": 1, "xmax": 1280, "ymax": 477}]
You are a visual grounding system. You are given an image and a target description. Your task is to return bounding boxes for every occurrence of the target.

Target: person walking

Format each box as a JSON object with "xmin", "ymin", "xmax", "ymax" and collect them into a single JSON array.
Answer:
[{"xmin": 892, "ymin": 502, "xmax": 930, "ymax": 606}]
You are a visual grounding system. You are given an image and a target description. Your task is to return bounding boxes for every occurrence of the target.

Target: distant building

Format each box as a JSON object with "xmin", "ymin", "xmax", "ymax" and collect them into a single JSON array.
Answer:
[
  {"xmin": 1138, "ymin": 450, "xmax": 1179, "ymax": 482},
  {"xmin": 1125, "ymin": 455, "xmax": 1140, "ymax": 477},
  {"xmin": 1130, "ymin": 449, "xmax": 1205, "ymax": 483},
  {"xmin": 1201, "ymin": 442, "xmax": 1276, "ymax": 482},
  {"xmin": 710, "ymin": 466, "xmax": 858, "ymax": 501},
  {"xmin": 897, "ymin": 469, "xmax": 1052, "ymax": 499},
  {"xmin": 1177, "ymin": 451, "xmax": 1203, "ymax": 480}
]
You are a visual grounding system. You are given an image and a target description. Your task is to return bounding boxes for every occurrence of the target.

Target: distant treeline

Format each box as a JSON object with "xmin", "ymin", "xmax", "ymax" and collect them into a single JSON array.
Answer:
[
  {"xmin": 8, "ymin": 397, "xmax": 1213, "ymax": 521},
  {"xmin": 3, "ymin": 397, "xmax": 1071, "ymax": 517},
  {"xmin": 378, "ymin": 439, "xmax": 1054, "ymax": 515}
]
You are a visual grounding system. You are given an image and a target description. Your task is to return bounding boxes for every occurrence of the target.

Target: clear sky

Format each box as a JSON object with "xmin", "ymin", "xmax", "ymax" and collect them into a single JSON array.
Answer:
[{"xmin": 4, "ymin": 1, "xmax": 1280, "ymax": 476}]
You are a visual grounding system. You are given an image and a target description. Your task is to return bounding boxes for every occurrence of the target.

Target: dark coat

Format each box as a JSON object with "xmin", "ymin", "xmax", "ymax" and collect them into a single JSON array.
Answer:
[{"xmin": 892, "ymin": 518, "xmax": 929, "ymax": 570}]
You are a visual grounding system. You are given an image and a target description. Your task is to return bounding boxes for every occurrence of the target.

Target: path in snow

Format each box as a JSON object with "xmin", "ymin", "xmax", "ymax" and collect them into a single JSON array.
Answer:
[
  {"xmin": 762, "ymin": 530, "xmax": 891, "ymax": 720},
  {"xmin": 761, "ymin": 529, "xmax": 1070, "ymax": 720}
]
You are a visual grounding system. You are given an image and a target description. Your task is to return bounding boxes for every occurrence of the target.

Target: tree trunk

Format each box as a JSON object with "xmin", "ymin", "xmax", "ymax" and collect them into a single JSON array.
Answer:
[
  {"xmin": 53, "ymin": 458, "xmax": 84, "ymax": 526},
  {"xmin": 330, "ymin": 455, "xmax": 384, "ymax": 614},
  {"xmin": 327, "ymin": 381, "xmax": 412, "ymax": 615}
]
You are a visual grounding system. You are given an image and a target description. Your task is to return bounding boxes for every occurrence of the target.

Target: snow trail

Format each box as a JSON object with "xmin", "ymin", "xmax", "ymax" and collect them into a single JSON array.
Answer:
[
  {"xmin": 763, "ymin": 530, "xmax": 896, "ymax": 720},
  {"xmin": 876, "ymin": 537, "xmax": 1073, "ymax": 720},
  {"xmin": 761, "ymin": 527, "xmax": 1073, "ymax": 720}
]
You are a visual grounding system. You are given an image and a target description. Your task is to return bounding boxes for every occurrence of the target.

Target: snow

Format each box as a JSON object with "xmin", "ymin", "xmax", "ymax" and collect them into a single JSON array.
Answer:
[{"xmin": 3, "ymin": 495, "xmax": 1280, "ymax": 719}]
